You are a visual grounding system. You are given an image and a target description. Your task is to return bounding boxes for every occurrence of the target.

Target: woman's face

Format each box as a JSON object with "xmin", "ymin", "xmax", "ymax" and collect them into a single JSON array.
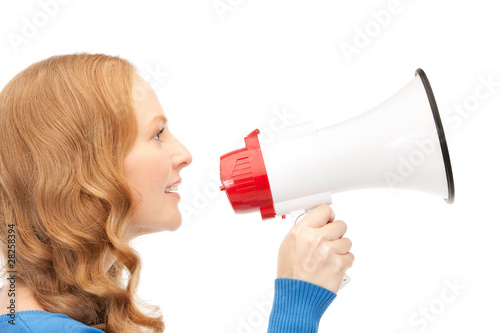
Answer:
[{"xmin": 123, "ymin": 74, "xmax": 192, "ymax": 240}]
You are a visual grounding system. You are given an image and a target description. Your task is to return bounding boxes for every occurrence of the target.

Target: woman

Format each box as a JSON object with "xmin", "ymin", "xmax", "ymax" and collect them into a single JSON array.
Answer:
[{"xmin": 0, "ymin": 53, "xmax": 354, "ymax": 332}]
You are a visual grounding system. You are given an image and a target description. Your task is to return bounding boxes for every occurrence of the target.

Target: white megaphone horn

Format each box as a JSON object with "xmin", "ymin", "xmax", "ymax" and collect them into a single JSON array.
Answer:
[{"xmin": 219, "ymin": 68, "xmax": 455, "ymax": 289}]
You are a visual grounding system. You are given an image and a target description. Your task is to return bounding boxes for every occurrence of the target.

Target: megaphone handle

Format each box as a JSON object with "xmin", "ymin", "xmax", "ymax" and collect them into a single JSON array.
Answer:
[{"xmin": 291, "ymin": 209, "xmax": 351, "ymax": 291}]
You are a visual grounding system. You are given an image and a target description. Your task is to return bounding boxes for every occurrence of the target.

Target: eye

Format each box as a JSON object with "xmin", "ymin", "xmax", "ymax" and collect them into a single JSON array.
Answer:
[{"xmin": 153, "ymin": 128, "xmax": 165, "ymax": 141}]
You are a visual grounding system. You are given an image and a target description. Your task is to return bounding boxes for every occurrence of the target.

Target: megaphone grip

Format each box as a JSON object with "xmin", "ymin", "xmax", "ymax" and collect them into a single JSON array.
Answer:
[{"xmin": 291, "ymin": 208, "xmax": 351, "ymax": 291}]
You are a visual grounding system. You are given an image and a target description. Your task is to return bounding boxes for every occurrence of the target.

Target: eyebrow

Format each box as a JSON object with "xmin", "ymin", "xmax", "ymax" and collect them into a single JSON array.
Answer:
[{"xmin": 147, "ymin": 114, "xmax": 168, "ymax": 127}]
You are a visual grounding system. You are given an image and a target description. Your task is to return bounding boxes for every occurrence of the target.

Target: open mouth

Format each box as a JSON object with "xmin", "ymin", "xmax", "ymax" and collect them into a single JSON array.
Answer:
[{"xmin": 165, "ymin": 184, "xmax": 179, "ymax": 193}]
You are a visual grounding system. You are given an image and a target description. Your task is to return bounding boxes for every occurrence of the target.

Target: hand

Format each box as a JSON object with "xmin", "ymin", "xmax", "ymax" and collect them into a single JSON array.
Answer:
[{"xmin": 277, "ymin": 204, "xmax": 354, "ymax": 294}]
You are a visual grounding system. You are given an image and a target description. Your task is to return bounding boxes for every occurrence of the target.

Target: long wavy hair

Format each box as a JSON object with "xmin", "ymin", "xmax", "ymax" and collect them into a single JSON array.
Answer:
[{"xmin": 0, "ymin": 53, "xmax": 164, "ymax": 332}]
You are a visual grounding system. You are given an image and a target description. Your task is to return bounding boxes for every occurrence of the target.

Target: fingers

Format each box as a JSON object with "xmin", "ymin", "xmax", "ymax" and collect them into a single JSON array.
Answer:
[
  {"xmin": 331, "ymin": 240, "xmax": 355, "ymax": 270},
  {"xmin": 342, "ymin": 252, "xmax": 355, "ymax": 269},
  {"xmin": 330, "ymin": 237, "xmax": 352, "ymax": 255},
  {"xmin": 298, "ymin": 204, "xmax": 335, "ymax": 228},
  {"xmin": 321, "ymin": 219, "xmax": 347, "ymax": 241}
]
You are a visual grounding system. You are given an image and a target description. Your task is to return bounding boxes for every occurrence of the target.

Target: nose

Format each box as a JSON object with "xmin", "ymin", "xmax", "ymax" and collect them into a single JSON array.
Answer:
[
  {"xmin": 173, "ymin": 137, "xmax": 192, "ymax": 169},
  {"xmin": 181, "ymin": 144, "xmax": 192, "ymax": 168}
]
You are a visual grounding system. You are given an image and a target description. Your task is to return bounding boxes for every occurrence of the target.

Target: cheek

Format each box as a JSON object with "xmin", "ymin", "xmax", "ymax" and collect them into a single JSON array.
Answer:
[{"xmin": 123, "ymin": 147, "xmax": 172, "ymax": 195}]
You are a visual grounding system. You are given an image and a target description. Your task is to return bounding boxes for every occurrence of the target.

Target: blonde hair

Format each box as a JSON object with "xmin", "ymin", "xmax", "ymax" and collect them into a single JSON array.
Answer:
[{"xmin": 0, "ymin": 53, "xmax": 164, "ymax": 332}]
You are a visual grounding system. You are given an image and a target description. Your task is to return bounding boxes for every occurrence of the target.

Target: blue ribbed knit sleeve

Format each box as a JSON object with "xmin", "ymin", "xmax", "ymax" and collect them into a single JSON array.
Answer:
[{"xmin": 267, "ymin": 278, "xmax": 336, "ymax": 333}]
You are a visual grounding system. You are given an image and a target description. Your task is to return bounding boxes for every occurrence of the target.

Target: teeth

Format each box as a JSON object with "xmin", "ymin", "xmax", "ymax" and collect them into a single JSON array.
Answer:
[{"xmin": 165, "ymin": 184, "xmax": 179, "ymax": 192}]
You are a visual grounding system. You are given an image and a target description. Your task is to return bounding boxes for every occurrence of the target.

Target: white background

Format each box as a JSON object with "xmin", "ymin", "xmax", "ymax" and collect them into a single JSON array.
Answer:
[{"xmin": 1, "ymin": 1, "xmax": 499, "ymax": 332}]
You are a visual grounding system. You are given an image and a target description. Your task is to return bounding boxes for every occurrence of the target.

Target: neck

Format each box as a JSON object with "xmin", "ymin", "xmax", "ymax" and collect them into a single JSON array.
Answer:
[{"xmin": 0, "ymin": 281, "xmax": 47, "ymax": 315}]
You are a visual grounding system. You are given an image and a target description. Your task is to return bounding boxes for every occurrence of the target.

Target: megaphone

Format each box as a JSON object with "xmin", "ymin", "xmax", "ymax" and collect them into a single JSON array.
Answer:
[{"xmin": 219, "ymin": 68, "xmax": 455, "ymax": 220}]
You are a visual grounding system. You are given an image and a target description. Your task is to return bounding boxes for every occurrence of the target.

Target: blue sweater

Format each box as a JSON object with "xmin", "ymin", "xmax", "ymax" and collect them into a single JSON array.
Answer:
[{"xmin": 0, "ymin": 278, "xmax": 336, "ymax": 332}]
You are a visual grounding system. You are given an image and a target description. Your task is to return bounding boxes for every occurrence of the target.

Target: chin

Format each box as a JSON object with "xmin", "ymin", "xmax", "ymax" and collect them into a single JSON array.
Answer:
[
  {"xmin": 162, "ymin": 212, "xmax": 182, "ymax": 232},
  {"xmin": 169, "ymin": 221, "xmax": 182, "ymax": 231},
  {"xmin": 169, "ymin": 215, "xmax": 182, "ymax": 231}
]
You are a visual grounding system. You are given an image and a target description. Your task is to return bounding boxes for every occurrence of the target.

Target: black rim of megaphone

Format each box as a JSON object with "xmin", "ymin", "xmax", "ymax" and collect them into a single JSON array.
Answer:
[{"xmin": 415, "ymin": 68, "xmax": 455, "ymax": 204}]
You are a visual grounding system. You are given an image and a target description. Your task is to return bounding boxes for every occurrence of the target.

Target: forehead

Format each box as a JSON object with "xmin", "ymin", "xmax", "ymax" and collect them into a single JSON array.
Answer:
[{"xmin": 132, "ymin": 74, "xmax": 166, "ymax": 127}]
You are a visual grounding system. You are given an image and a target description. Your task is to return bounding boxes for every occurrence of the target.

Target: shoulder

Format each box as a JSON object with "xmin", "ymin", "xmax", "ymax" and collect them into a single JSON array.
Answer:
[{"xmin": 0, "ymin": 310, "xmax": 104, "ymax": 333}]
